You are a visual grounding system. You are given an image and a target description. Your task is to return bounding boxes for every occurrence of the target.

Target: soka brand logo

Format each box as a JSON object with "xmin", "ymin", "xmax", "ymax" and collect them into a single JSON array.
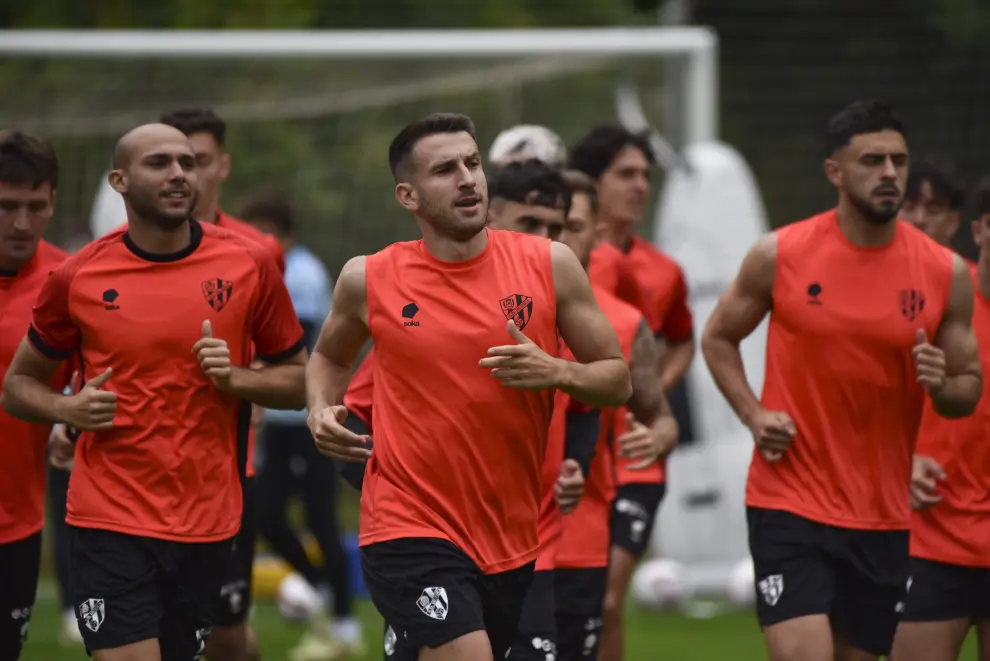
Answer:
[{"xmin": 402, "ymin": 303, "xmax": 420, "ymax": 326}]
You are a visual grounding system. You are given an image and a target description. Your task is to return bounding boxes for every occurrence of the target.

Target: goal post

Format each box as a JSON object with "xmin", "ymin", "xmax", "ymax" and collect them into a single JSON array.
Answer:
[{"xmin": 0, "ymin": 27, "xmax": 719, "ymax": 144}]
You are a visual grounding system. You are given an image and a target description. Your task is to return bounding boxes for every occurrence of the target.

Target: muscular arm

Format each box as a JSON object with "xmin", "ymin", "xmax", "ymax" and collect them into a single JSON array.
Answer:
[
  {"xmin": 552, "ymin": 242, "xmax": 632, "ymax": 407},
  {"xmin": 225, "ymin": 349, "xmax": 308, "ymax": 410},
  {"xmin": 1, "ymin": 340, "xmax": 69, "ymax": 424},
  {"xmin": 657, "ymin": 337, "xmax": 695, "ymax": 393},
  {"xmin": 931, "ymin": 254, "xmax": 982, "ymax": 418},
  {"xmin": 306, "ymin": 256, "xmax": 371, "ymax": 415},
  {"xmin": 628, "ymin": 319, "xmax": 667, "ymax": 424},
  {"xmin": 700, "ymin": 234, "xmax": 776, "ymax": 427}
]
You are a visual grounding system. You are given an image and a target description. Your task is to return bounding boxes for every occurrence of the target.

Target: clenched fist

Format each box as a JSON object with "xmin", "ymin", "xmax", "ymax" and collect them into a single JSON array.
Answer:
[
  {"xmin": 748, "ymin": 409, "xmax": 796, "ymax": 463},
  {"xmin": 192, "ymin": 320, "xmax": 232, "ymax": 389},
  {"xmin": 912, "ymin": 329, "xmax": 946, "ymax": 395}
]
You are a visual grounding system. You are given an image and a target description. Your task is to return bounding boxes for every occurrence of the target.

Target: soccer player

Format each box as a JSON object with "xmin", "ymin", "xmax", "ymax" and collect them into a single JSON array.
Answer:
[
  {"xmin": 554, "ymin": 169, "xmax": 677, "ymax": 661},
  {"xmin": 568, "ymin": 123, "xmax": 694, "ymax": 661},
  {"xmin": 0, "ymin": 123, "xmax": 308, "ymax": 661},
  {"xmin": 0, "ymin": 130, "xmax": 71, "ymax": 661},
  {"xmin": 701, "ymin": 99, "xmax": 982, "ymax": 661},
  {"xmin": 888, "ymin": 179, "xmax": 990, "ymax": 661},
  {"xmin": 158, "ymin": 107, "xmax": 287, "ymax": 661},
  {"xmin": 240, "ymin": 194, "xmax": 364, "ymax": 660},
  {"xmin": 307, "ymin": 113, "xmax": 631, "ymax": 661},
  {"xmin": 899, "ymin": 156, "xmax": 966, "ymax": 247}
]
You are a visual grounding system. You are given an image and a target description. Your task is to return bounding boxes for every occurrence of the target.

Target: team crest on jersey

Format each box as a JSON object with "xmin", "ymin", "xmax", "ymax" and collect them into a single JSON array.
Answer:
[
  {"xmin": 499, "ymin": 293, "xmax": 534, "ymax": 330},
  {"xmin": 415, "ymin": 586, "xmax": 449, "ymax": 621},
  {"xmin": 201, "ymin": 278, "xmax": 234, "ymax": 312},
  {"xmin": 898, "ymin": 288, "xmax": 925, "ymax": 321},
  {"xmin": 79, "ymin": 598, "xmax": 105, "ymax": 633}
]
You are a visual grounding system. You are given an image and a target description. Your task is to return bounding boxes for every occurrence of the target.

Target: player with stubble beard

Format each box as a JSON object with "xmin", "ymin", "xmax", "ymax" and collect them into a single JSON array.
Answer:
[
  {"xmin": 702, "ymin": 99, "xmax": 981, "ymax": 661},
  {"xmin": 1, "ymin": 123, "xmax": 308, "ymax": 661}
]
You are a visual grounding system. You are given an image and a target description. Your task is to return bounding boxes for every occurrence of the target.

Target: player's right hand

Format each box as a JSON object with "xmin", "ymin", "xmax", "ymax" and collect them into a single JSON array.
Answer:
[
  {"xmin": 60, "ymin": 368, "xmax": 117, "ymax": 432},
  {"xmin": 49, "ymin": 424, "xmax": 75, "ymax": 471},
  {"xmin": 748, "ymin": 408, "xmax": 796, "ymax": 463},
  {"xmin": 910, "ymin": 454, "xmax": 946, "ymax": 510},
  {"xmin": 309, "ymin": 405, "xmax": 372, "ymax": 462}
]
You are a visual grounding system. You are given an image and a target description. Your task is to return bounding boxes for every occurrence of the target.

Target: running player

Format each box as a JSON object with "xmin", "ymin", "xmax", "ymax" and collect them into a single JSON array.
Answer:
[
  {"xmin": 701, "ymin": 99, "xmax": 982, "ymax": 661},
  {"xmin": 889, "ymin": 178, "xmax": 990, "ymax": 661},
  {"xmin": 1, "ymin": 123, "xmax": 307, "ymax": 661},
  {"xmin": 554, "ymin": 169, "xmax": 677, "ymax": 661},
  {"xmin": 0, "ymin": 130, "xmax": 71, "ymax": 661},
  {"xmin": 568, "ymin": 123, "xmax": 694, "ymax": 661},
  {"xmin": 307, "ymin": 113, "xmax": 631, "ymax": 661},
  {"xmin": 899, "ymin": 156, "xmax": 966, "ymax": 248},
  {"xmin": 159, "ymin": 107, "xmax": 286, "ymax": 661}
]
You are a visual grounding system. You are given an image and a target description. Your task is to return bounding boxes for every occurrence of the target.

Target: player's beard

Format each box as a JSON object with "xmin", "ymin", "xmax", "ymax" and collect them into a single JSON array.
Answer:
[
  {"xmin": 128, "ymin": 188, "xmax": 196, "ymax": 231},
  {"xmin": 848, "ymin": 188, "xmax": 901, "ymax": 225},
  {"xmin": 419, "ymin": 192, "xmax": 488, "ymax": 242}
]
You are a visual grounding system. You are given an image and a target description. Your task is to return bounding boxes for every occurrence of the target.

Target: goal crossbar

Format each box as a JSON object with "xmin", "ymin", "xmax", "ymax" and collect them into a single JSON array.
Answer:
[{"xmin": 0, "ymin": 27, "xmax": 719, "ymax": 142}]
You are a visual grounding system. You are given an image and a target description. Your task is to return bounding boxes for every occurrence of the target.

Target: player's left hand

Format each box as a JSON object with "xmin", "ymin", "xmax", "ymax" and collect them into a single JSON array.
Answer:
[
  {"xmin": 910, "ymin": 454, "xmax": 946, "ymax": 510},
  {"xmin": 912, "ymin": 329, "xmax": 946, "ymax": 394},
  {"xmin": 192, "ymin": 320, "xmax": 232, "ymax": 389},
  {"xmin": 617, "ymin": 412, "xmax": 678, "ymax": 470},
  {"xmin": 554, "ymin": 459, "xmax": 584, "ymax": 514},
  {"xmin": 479, "ymin": 320, "xmax": 564, "ymax": 390}
]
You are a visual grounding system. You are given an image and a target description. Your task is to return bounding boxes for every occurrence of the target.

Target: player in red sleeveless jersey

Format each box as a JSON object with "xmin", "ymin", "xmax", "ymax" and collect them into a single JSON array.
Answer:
[
  {"xmin": 701, "ymin": 100, "xmax": 982, "ymax": 661},
  {"xmin": 554, "ymin": 170, "xmax": 676, "ymax": 660},
  {"xmin": 306, "ymin": 114, "xmax": 631, "ymax": 661},
  {"xmin": 890, "ymin": 180, "xmax": 990, "ymax": 661},
  {"xmin": 0, "ymin": 130, "xmax": 72, "ymax": 661},
  {"xmin": 569, "ymin": 123, "xmax": 693, "ymax": 661},
  {"xmin": 1, "ymin": 123, "xmax": 307, "ymax": 661}
]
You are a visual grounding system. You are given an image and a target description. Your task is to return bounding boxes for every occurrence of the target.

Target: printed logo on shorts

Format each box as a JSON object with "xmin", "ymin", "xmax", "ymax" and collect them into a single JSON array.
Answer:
[
  {"xmin": 531, "ymin": 636, "xmax": 557, "ymax": 660},
  {"xmin": 192, "ymin": 625, "xmax": 212, "ymax": 660},
  {"xmin": 384, "ymin": 625, "xmax": 397, "ymax": 656},
  {"xmin": 415, "ymin": 586, "xmax": 449, "ymax": 621},
  {"xmin": 896, "ymin": 575, "xmax": 913, "ymax": 613},
  {"xmin": 757, "ymin": 574, "xmax": 783, "ymax": 607},
  {"xmin": 10, "ymin": 607, "xmax": 31, "ymax": 644},
  {"xmin": 615, "ymin": 498, "xmax": 648, "ymax": 521},
  {"xmin": 582, "ymin": 617, "xmax": 603, "ymax": 656},
  {"xmin": 79, "ymin": 598, "xmax": 105, "ymax": 633},
  {"xmin": 221, "ymin": 579, "xmax": 248, "ymax": 614}
]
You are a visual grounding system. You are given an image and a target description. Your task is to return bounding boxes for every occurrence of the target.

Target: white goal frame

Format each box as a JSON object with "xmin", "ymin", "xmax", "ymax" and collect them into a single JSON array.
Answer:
[{"xmin": 0, "ymin": 27, "xmax": 719, "ymax": 145}]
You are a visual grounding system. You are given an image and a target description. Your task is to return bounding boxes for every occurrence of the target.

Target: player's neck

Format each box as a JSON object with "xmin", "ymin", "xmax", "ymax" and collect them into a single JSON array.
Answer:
[
  {"xmin": 835, "ymin": 199, "xmax": 897, "ymax": 248},
  {"xmin": 602, "ymin": 217, "xmax": 636, "ymax": 252},
  {"xmin": 126, "ymin": 218, "xmax": 193, "ymax": 255},
  {"xmin": 419, "ymin": 223, "xmax": 489, "ymax": 262},
  {"xmin": 978, "ymin": 252, "xmax": 990, "ymax": 299},
  {"xmin": 195, "ymin": 199, "xmax": 222, "ymax": 225}
]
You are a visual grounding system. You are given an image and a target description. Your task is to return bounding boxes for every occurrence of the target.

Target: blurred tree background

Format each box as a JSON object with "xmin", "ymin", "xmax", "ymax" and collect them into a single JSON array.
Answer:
[{"xmin": 2, "ymin": 0, "xmax": 989, "ymax": 267}]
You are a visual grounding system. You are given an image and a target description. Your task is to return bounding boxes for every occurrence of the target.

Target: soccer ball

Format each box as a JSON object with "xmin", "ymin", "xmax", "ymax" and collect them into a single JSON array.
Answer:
[
  {"xmin": 724, "ymin": 557, "xmax": 756, "ymax": 608},
  {"xmin": 631, "ymin": 558, "xmax": 689, "ymax": 610},
  {"xmin": 276, "ymin": 572, "xmax": 323, "ymax": 622}
]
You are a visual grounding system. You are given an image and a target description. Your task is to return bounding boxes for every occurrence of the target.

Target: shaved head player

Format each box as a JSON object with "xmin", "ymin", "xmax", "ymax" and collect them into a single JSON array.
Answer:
[
  {"xmin": 1, "ymin": 123, "xmax": 308, "ymax": 661},
  {"xmin": 306, "ymin": 113, "xmax": 631, "ymax": 661},
  {"xmin": 890, "ymin": 181, "xmax": 990, "ymax": 661},
  {"xmin": 702, "ymin": 99, "xmax": 982, "ymax": 661}
]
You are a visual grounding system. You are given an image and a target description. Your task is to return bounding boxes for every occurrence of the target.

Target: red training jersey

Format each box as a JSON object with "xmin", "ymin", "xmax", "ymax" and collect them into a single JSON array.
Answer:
[
  {"xmin": 360, "ymin": 229, "xmax": 558, "ymax": 574},
  {"xmin": 343, "ymin": 347, "xmax": 375, "ymax": 427},
  {"xmin": 911, "ymin": 263, "xmax": 990, "ymax": 566},
  {"xmin": 747, "ymin": 210, "xmax": 954, "ymax": 530},
  {"xmin": 0, "ymin": 241, "xmax": 71, "ymax": 544},
  {"xmin": 30, "ymin": 220, "xmax": 303, "ymax": 542},
  {"xmin": 557, "ymin": 287, "xmax": 643, "ymax": 569}
]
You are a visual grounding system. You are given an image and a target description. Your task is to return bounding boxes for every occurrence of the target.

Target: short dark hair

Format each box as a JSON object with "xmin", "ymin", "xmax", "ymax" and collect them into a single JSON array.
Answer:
[
  {"xmin": 568, "ymin": 123, "xmax": 655, "ymax": 181},
  {"xmin": 239, "ymin": 192, "xmax": 296, "ymax": 237},
  {"xmin": 159, "ymin": 107, "xmax": 227, "ymax": 147},
  {"xmin": 825, "ymin": 99, "xmax": 906, "ymax": 155},
  {"xmin": 490, "ymin": 159, "xmax": 571, "ymax": 216},
  {"xmin": 388, "ymin": 113, "xmax": 477, "ymax": 181},
  {"xmin": 973, "ymin": 176, "xmax": 990, "ymax": 218},
  {"xmin": 561, "ymin": 169, "xmax": 598, "ymax": 213},
  {"xmin": 0, "ymin": 130, "xmax": 58, "ymax": 190},
  {"xmin": 906, "ymin": 156, "xmax": 965, "ymax": 210}
]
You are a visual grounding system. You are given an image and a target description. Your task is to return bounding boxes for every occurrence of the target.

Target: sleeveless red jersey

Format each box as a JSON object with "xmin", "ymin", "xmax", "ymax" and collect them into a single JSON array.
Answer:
[
  {"xmin": 747, "ymin": 210, "xmax": 954, "ymax": 530},
  {"xmin": 911, "ymin": 263, "xmax": 990, "ymax": 566},
  {"xmin": 360, "ymin": 229, "xmax": 558, "ymax": 574}
]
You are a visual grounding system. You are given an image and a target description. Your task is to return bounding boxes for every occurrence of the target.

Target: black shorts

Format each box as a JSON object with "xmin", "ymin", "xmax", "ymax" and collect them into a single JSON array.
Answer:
[
  {"xmin": 214, "ymin": 477, "xmax": 257, "ymax": 627},
  {"xmin": 747, "ymin": 507, "xmax": 909, "ymax": 657},
  {"xmin": 511, "ymin": 569, "xmax": 557, "ymax": 660},
  {"xmin": 610, "ymin": 482, "xmax": 666, "ymax": 557},
  {"xmin": 362, "ymin": 537, "xmax": 533, "ymax": 660},
  {"xmin": 901, "ymin": 556, "xmax": 990, "ymax": 622},
  {"xmin": 555, "ymin": 567, "xmax": 607, "ymax": 660},
  {"xmin": 69, "ymin": 525, "xmax": 233, "ymax": 661},
  {"xmin": 0, "ymin": 532, "xmax": 42, "ymax": 661}
]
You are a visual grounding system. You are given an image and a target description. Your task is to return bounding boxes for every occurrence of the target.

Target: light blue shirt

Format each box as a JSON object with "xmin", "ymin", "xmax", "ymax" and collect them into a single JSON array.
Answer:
[{"xmin": 263, "ymin": 244, "xmax": 332, "ymax": 426}]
